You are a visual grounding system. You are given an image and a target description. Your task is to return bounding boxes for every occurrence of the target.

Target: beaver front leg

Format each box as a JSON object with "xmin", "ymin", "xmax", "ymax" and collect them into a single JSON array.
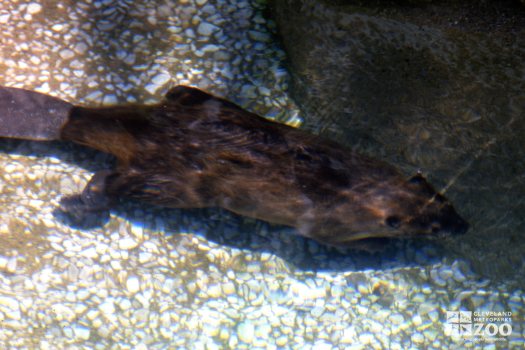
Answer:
[{"xmin": 57, "ymin": 170, "xmax": 117, "ymax": 228}]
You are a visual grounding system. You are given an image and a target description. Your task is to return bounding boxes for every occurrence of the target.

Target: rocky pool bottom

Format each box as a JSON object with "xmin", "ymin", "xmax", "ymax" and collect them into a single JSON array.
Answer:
[{"xmin": 0, "ymin": 0, "xmax": 523, "ymax": 348}]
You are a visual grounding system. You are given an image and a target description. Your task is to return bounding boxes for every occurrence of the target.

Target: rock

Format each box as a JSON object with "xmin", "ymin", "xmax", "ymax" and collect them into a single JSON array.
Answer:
[
  {"xmin": 411, "ymin": 333, "xmax": 424, "ymax": 344},
  {"xmin": 73, "ymin": 42, "xmax": 88, "ymax": 55},
  {"xmin": 201, "ymin": 44, "xmax": 220, "ymax": 53},
  {"xmin": 151, "ymin": 72, "xmax": 171, "ymax": 87},
  {"xmin": 237, "ymin": 321, "xmax": 255, "ymax": 344},
  {"xmin": 59, "ymin": 49, "xmax": 75, "ymax": 60},
  {"xmin": 197, "ymin": 22, "xmax": 219, "ymax": 36},
  {"xmin": 276, "ymin": 336, "xmax": 288, "ymax": 346},
  {"xmin": 0, "ymin": 297, "xmax": 19, "ymax": 311},
  {"xmin": 80, "ymin": 247, "xmax": 98, "ymax": 259},
  {"xmin": 358, "ymin": 332, "xmax": 374, "ymax": 344},
  {"xmin": 207, "ymin": 284, "xmax": 222, "ymax": 298},
  {"xmin": 27, "ymin": 3, "xmax": 42, "ymax": 15},
  {"xmin": 118, "ymin": 238, "xmax": 139, "ymax": 250},
  {"xmin": 126, "ymin": 276, "xmax": 141, "ymax": 294},
  {"xmin": 0, "ymin": 14, "xmax": 10, "ymax": 24},
  {"xmin": 99, "ymin": 300, "xmax": 115, "ymax": 315},
  {"xmin": 73, "ymin": 325, "xmax": 90, "ymax": 340}
]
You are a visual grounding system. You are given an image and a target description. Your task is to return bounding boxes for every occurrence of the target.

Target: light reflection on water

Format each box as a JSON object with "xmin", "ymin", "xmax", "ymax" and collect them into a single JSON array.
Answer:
[{"xmin": 0, "ymin": 0, "xmax": 523, "ymax": 349}]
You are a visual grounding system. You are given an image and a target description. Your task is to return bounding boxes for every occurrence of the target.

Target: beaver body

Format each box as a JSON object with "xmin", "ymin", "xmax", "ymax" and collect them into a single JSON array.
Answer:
[{"xmin": 0, "ymin": 85, "xmax": 468, "ymax": 246}]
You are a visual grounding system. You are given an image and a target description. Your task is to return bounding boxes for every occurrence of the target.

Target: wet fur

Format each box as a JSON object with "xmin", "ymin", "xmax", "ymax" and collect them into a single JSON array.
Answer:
[{"xmin": 54, "ymin": 86, "xmax": 468, "ymax": 246}]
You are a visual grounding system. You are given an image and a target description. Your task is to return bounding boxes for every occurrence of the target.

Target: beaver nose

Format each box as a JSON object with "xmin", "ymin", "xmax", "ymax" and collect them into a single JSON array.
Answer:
[
  {"xmin": 437, "ymin": 208, "xmax": 469, "ymax": 236},
  {"xmin": 445, "ymin": 214, "xmax": 469, "ymax": 235},
  {"xmin": 452, "ymin": 218, "xmax": 469, "ymax": 235}
]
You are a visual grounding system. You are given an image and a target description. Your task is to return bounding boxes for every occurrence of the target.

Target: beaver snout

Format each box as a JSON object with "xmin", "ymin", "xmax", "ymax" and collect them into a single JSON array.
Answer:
[
  {"xmin": 436, "ymin": 201, "xmax": 469, "ymax": 235},
  {"xmin": 440, "ymin": 213, "xmax": 469, "ymax": 236},
  {"xmin": 424, "ymin": 206, "xmax": 469, "ymax": 236}
]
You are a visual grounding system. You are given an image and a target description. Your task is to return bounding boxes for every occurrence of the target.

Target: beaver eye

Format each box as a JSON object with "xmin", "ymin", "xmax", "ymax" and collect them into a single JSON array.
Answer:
[
  {"xmin": 431, "ymin": 222, "xmax": 441, "ymax": 233},
  {"xmin": 409, "ymin": 173, "xmax": 426, "ymax": 184},
  {"xmin": 386, "ymin": 216, "xmax": 401, "ymax": 229}
]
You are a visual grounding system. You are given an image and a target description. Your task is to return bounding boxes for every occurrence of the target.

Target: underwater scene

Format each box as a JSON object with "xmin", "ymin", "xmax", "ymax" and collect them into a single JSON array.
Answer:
[{"xmin": 0, "ymin": 0, "xmax": 523, "ymax": 349}]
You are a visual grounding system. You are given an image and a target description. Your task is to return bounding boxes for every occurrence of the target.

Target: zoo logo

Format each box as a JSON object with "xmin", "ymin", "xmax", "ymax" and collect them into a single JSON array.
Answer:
[{"xmin": 445, "ymin": 311, "xmax": 513, "ymax": 338}]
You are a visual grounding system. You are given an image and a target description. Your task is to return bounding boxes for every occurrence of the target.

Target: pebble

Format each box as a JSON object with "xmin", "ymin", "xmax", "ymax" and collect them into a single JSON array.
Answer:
[
  {"xmin": 119, "ymin": 238, "xmax": 139, "ymax": 250},
  {"xmin": 281, "ymin": 313, "xmax": 295, "ymax": 327},
  {"xmin": 359, "ymin": 332, "xmax": 374, "ymax": 344},
  {"xmin": 207, "ymin": 284, "xmax": 222, "ymax": 298},
  {"xmin": 390, "ymin": 314, "xmax": 405, "ymax": 325},
  {"xmin": 248, "ymin": 30, "xmax": 270, "ymax": 42},
  {"xmin": 152, "ymin": 72, "xmax": 171, "ymax": 86},
  {"xmin": 126, "ymin": 276, "xmax": 141, "ymax": 294},
  {"xmin": 59, "ymin": 49, "xmax": 75, "ymax": 60},
  {"xmin": 145, "ymin": 83, "xmax": 160, "ymax": 95},
  {"xmin": 86, "ymin": 310, "xmax": 99, "ymax": 321},
  {"xmin": 102, "ymin": 94, "xmax": 118, "ymax": 105},
  {"xmin": 201, "ymin": 44, "xmax": 220, "ymax": 53},
  {"xmin": 417, "ymin": 302, "xmax": 436, "ymax": 315},
  {"xmin": 52, "ymin": 23, "xmax": 64, "ymax": 31},
  {"xmin": 412, "ymin": 315, "xmax": 422, "ymax": 326},
  {"xmin": 427, "ymin": 311, "xmax": 439, "ymax": 323},
  {"xmin": 80, "ymin": 247, "xmax": 98, "ymax": 259},
  {"xmin": 430, "ymin": 269, "xmax": 447, "ymax": 287},
  {"xmin": 99, "ymin": 301, "xmax": 115, "ymax": 315},
  {"xmin": 197, "ymin": 22, "xmax": 219, "ymax": 36},
  {"xmin": 63, "ymin": 326, "xmax": 73, "ymax": 338},
  {"xmin": 311, "ymin": 306, "xmax": 324, "ymax": 318},
  {"xmin": 421, "ymin": 284, "xmax": 432, "ymax": 294},
  {"xmin": 119, "ymin": 299, "xmax": 132, "ymax": 310},
  {"xmin": 411, "ymin": 293, "xmax": 425, "ymax": 303},
  {"xmin": 237, "ymin": 321, "xmax": 255, "ymax": 344},
  {"xmin": 452, "ymin": 269, "xmax": 466, "ymax": 282},
  {"xmin": 222, "ymin": 282, "xmax": 236, "ymax": 295},
  {"xmin": 36, "ymin": 83, "xmax": 51, "ymax": 94},
  {"xmin": 411, "ymin": 333, "xmax": 424, "ymax": 344},
  {"xmin": 424, "ymin": 329, "xmax": 438, "ymax": 342},
  {"xmin": 53, "ymin": 304, "xmax": 76, "ymax": 322},
  {"xmin": 0, "ymin": 296, "xmax": 19, "ymax": 311},
  {"xmin": 27, "ymin": 3, "xmax": 42, "ymax": 15},
  {"xmin": 138, "ymin": 252, "xmax": 152, "ymax": 264},
  {"xmin": 0, "ymin": 14, "xmax": 9, "ymax": 24},
  {"xmin": 73, "ymin": 326, "xmax": 90, "ymax": 340},
  {"xmin": 6, "ymin": 258, "xmax": 17, "ymax": 273},
  {"xmin": 74, "ymin": 42, "xmax": 88, "ymax": 55}
]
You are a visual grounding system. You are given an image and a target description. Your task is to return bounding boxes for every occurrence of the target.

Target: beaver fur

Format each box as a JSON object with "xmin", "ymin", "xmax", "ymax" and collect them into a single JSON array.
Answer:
[{"xmin": 0, "ymin": 85, "xmax": 468, "ymax": 246}]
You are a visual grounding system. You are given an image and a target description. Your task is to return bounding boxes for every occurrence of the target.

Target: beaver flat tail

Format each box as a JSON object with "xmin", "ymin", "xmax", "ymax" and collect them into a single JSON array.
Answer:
[{"xmin": 0, "ymin": 86, "xmax": 73, "ymax": 141}]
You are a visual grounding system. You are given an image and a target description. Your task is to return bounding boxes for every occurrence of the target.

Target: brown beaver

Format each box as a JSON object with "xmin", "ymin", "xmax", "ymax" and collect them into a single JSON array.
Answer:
[{"xmin": 0, "ymin": 85, "xmax": 468, "ymax": 246}]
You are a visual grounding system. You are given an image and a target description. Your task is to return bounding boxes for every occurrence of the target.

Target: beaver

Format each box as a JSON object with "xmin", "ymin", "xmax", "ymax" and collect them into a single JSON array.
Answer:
[{"xmin": 0, "ymin": 85, "xmax": 468, "ymax": 246}]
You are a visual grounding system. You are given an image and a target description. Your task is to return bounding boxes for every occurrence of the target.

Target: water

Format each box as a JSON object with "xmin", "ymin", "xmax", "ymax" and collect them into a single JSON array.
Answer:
[{"xmin": 0, "ymin": 0, "xmax": 523, "ymax": 349}]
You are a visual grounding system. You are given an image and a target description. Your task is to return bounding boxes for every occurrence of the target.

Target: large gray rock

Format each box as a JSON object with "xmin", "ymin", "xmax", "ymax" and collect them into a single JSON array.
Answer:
[{"xmin": 271, "ymin": 0, "xmax": 525, "ymax": 283}]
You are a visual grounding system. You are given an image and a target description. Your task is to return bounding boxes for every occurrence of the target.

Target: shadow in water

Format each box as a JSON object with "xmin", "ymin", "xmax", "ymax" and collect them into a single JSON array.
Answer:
[
  {"xmin": 0, "ymin": 139, "xmax": 115, "ymax": 173},
  {"xmin": 113, "ymin": 201, "xmax": 449, "ymax": 273},
  {"xmin": 1, "ymin": 139, "xmax": 449, "ymax": 273}
]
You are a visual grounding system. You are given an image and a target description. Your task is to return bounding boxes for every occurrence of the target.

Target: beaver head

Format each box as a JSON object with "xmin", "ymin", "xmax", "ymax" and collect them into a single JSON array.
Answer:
[
  {"xmin": 361, "ymin": 173, "xmax": 469, "ymax": 240},
  {"xmin": 299, "ymin": 172, "xmax": 469, "ymax": 247}
]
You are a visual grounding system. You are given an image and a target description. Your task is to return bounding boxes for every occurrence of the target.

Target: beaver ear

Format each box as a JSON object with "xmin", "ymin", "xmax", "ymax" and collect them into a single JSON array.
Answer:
[{"xmin": 165, "ymin": 85, "xmax": 212, "ymax": 106}]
